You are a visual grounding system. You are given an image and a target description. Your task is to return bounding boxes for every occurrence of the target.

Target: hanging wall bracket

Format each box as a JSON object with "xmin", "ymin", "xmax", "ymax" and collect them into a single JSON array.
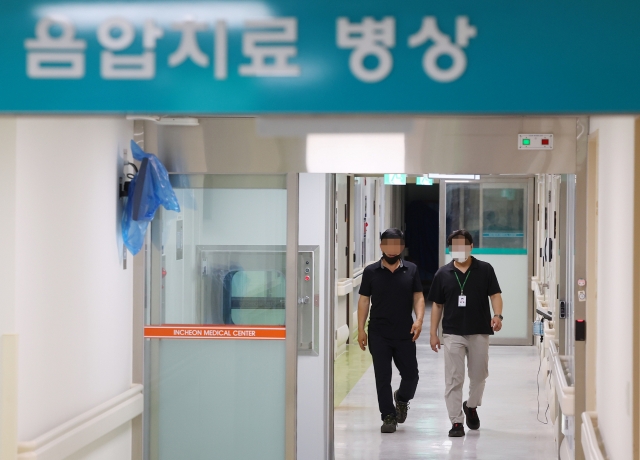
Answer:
[{"xmin": 119, "ymin": 155, "xmax": 138, "ymax": 199}]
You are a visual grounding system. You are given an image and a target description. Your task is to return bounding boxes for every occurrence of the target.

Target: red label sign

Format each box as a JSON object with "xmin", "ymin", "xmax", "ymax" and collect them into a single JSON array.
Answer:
[{"xmin": 144, "ymin": 325, "xmax": 286, "ymax": 340}]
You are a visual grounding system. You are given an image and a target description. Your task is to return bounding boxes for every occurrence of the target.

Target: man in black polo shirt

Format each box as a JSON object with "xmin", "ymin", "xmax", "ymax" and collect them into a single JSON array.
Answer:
[
  {"xmin": 357, "ymin": 228, "xmax": 425, "ymax": 433},
  {"xmin": 427, "ymin": 229, "xmax": 503, "ymax": 437}
]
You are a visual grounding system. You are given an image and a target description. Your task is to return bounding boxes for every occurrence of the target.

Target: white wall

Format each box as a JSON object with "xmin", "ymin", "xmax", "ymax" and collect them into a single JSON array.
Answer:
[
  {"xmin": 298, "ymin": 173, "xmax": 328, "ymax": 460},
  {"xmin": 0, "ymin": 118, "xmax": 18, "ymax": 459},
  {"xmin": 590, "ymin": 116, "xmax": 634, "ymax": 460},
  {"xmin": 12, "ymin": 117, "xmax": 134, "ymax": 458},
  {"xmin": 0, "ymin": 119, "xmax": 17, "ymax": 335}
]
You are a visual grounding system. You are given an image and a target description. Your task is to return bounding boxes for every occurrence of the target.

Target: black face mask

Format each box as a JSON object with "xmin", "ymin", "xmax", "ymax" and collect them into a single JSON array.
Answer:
[{"xmin": 382, "ymin": 253, "xmax": 401, "ymax": 265}]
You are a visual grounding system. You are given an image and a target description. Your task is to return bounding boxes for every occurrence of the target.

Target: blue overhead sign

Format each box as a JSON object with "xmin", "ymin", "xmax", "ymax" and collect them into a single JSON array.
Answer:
[{"xmin": 2, "ymin": 0, "xmax": 640, "ymax": 113}]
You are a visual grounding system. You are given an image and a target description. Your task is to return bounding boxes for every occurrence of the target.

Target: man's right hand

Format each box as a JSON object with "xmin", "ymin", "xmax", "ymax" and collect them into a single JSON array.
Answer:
[
  {"xmin": 430, "ymin": 334, "xmax": 441, "ymax": 353},
  {"xmin": 358, "ymin": 329, "xmax": 368, "ymax": 351}
]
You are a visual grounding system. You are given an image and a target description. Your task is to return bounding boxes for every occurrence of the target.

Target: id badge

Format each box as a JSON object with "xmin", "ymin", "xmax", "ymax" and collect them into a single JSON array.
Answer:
[{"xmin": 458, "ymin": 295, "xmax": 467, "ymax": 307}]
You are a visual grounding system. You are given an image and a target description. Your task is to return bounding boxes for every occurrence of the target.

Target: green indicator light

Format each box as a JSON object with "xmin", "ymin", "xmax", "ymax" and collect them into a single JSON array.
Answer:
[{"xmin": 523, "ymin": 139, "xmax": 531, "ymax": 145}]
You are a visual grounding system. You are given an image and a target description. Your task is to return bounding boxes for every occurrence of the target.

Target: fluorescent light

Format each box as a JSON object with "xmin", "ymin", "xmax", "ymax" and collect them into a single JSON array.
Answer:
[
  {"xmin": 306, "ymin": 133, "xmax": 405, "ymax": 173},
  {"xmin": 36, "ymin": 2, "xmax": 274, "ymax": 28},
  {"xmin": 257, "ymin": 117, "xmax": 414, "ymax": 136},
  {"xmin": 427, "ymin": 174, "xmax": 479, "ymax": 180},
  {"xmin": 446, "ymin": 180, "xmax": 470, "ymax": 183}
]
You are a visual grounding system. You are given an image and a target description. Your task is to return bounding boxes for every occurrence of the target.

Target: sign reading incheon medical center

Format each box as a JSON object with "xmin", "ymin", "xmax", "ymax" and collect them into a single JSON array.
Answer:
[
  {"xmin": 144, "ymin": 325, "xmax": 286, "ymax": 340},
  {"xmin": 2, "ymin": 0, "xmax": 640, "ymax": 113}
]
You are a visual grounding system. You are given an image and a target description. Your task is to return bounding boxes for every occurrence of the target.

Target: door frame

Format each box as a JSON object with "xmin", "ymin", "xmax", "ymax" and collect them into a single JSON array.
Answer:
[
  {"xmin": 134, "ymin": 173, "xmax": 301, "ymax": 460},
  {"xmin": 286, "ymin": 173, "xmax": 299, "ymax": 460},
  {"xmin": 326, "ymin": 174, "xmax": 336, "ymax": 460},
  {"xmin": 438, "ymin": 175, "xmax": 535, "ymax": 346}
]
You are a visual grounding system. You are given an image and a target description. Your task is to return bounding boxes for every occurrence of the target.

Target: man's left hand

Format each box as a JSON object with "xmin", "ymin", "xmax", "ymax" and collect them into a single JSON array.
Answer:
[
  {"xmin": 410, "ymin": 320, "xmax": 423, "ymax": 342},
  {"xmin": 491, "ymin": 316, "xmax": 502, "ymax": 332}
]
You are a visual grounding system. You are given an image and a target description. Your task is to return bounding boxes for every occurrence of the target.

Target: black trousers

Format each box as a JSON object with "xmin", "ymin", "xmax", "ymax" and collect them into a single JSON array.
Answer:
[{"xmin": 368, "ymin": 332, "xmax": 419, "ymax": 419}]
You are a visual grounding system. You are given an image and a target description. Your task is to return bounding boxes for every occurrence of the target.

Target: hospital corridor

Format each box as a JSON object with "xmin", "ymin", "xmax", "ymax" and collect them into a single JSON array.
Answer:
[
  {"xmin": 335, "ymin": 308, "xmax": 557, "ymax": 460},
  {"xmin": 2, "ymin": 2, "xmax": 640, "ymax": 460}
]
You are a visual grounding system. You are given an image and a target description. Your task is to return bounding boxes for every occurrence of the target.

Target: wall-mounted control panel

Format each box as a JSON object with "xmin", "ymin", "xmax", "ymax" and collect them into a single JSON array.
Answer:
[
  {"xmin": 298, "ymin": 246, "xmax": 320, "ymax": 356},
  {"xmin": 518, "ymin": 134, "xmax": 554, "ymax": 150}
]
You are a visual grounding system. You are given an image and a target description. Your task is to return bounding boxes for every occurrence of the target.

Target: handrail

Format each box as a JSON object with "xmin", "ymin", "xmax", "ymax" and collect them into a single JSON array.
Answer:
[
  {"xmin": 532, "ymin": 278, "xmax": 556, "ymax": 355},
  {"xmin": 531, "ymin": 279, "xmax": 541, "ymax": 297},
  {"xmin": 548, "ymin": 340, "xmax": 559, "ymax": 393},
  {"xmin": 581, "ymin": 412, "xmax": 608, "ymax": 460},
  {"xmin": 551, "ymin": 352, "xmax": 574, "ymax": 415},
  {"xmin": 352, "ymin": 267, "xmax": 364, "ymax": 288},
  {"xmin": 18, "ymin": 384, "xmax": 143, "ymax": 460},
  {"xmin": 531, "ymin": 278, "xmax": 554, "ymax": 311},
  {"xmin": 335, "ymin": 324, "xmax": 349, "ymax": 358},
  {"xmin": 543, "ymin": 320, "xmax": 556, "ymax": 355},
  {"xmin": 336, "ymin": 278, "xmax": 353, "ymax": 297}
]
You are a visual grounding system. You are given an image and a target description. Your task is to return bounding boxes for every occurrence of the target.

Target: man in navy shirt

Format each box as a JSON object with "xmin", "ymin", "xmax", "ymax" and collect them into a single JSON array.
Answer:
[
  {"xmin": 428, "ymin": 229, "xmax": 503, "ymax": 437},
  {"xmin": 358, "ymin": 228, "xmax": 426, "ymax": 433}
]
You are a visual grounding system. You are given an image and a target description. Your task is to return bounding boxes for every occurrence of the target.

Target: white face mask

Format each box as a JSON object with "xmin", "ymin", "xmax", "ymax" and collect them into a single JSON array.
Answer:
[{"xmin": 451, "ymin": 249, "xmax": 471, "ymax": 263}]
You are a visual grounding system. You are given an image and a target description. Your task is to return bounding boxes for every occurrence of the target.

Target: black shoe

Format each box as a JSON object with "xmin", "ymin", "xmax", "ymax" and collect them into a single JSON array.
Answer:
[
  {"xmin": 448, "ymin": 423, "xmax": 465, "ymax": 437},
  {"xmin": 463, "ymin": 401, "xmax": 480, "ymax": 430},
  {"xmin": 394, "ymin": 390, "xmax": 410, "ymax": 423},
  {"xmin": 381, "ymin": 414, "xmax": 397, "ymax": 433}
]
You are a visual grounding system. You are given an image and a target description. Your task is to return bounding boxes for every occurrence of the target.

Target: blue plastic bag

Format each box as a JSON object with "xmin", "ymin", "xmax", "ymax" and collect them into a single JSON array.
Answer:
[{"xmin": 122, "ymin": 140, "xmax": 180, "ymax": 255}]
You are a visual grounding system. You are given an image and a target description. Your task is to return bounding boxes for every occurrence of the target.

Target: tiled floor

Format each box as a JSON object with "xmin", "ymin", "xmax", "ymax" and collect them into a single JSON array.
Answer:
[{"xmin": 334, "ymin": 338, "xmax": 557, "ymax": 460}]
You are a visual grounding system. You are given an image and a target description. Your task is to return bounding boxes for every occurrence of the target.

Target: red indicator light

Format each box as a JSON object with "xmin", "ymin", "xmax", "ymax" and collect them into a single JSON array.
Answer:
[
  {"xmin": 304, "ymin": 276, "xmax": 310, "ymax": 281},
  {"xmin": 541, "ymin": 139, "xmax": 549, "ymax": 145}
]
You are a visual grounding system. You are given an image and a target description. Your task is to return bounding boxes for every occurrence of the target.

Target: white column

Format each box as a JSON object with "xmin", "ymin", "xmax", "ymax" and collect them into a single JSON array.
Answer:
[{"xmin": 0, "ymin": 117, "xmax": 18, "ymax": 460}]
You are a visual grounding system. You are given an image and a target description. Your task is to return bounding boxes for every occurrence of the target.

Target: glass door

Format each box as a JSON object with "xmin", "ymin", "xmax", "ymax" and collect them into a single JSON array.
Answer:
[
  {"xmin": 441, "ymin": 177, "xmax": 534, "ymax": 345},
  {"xmin": 143, "ymin": 174, "xmax": 295, "ymax": 460}
]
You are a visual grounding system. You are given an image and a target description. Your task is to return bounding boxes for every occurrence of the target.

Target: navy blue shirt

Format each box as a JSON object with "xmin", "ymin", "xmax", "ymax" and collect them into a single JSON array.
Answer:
[
  {"xmin": 427, "ymin": 257, "xmax": 501, "ymax": 336},
  {"xmin": 358, "ymin": 259, "xmax": 423, "ymax": 340}
]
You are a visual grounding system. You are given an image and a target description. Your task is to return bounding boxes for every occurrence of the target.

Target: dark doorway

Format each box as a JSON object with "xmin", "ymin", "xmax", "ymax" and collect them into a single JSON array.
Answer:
[{"xmin": 403, "ymin": 183, "xmax": 440, "ymax": 293}]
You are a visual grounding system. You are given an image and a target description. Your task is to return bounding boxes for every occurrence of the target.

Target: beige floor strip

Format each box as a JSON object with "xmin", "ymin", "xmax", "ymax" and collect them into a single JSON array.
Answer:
[{"xmin": 334, "ymin": 344, "xmax": 373, "ymax": 407}]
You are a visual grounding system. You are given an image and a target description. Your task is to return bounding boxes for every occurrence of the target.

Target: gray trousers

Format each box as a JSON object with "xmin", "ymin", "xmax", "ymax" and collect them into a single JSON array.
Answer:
[{"xmin": 442, "ymin": 333, "xmax": 490, "ymax": 424}]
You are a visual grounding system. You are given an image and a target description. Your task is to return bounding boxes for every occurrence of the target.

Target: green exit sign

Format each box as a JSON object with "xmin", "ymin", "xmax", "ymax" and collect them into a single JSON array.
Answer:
[
  {"xmin": 416, "ymin": 177, "xmax": 434, "ymax": 186},
  {"xmin": 384, "ymin": 174, "xmax": 407, "ymax": 185}
]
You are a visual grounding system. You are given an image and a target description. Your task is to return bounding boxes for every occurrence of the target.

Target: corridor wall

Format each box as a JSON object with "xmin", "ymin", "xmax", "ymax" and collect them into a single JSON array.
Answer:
[
  {"xmin": 3, "ymin": 117, "xmax": 134, "ymax": 460},
  {"xmin": 590, "ymin": 116, "xmax": 635, "ymax": 460},
  {"xmin": 0, "ymin": 118, "xmax": 18, "ymax": 460}
]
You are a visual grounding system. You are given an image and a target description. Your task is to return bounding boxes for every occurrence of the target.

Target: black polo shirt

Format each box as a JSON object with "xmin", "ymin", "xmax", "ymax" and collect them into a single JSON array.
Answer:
[
  {"xmin": 358, "ymin": 259, "xmax": 423, "ymax": 340},
  {"xmin": 427, "ymin": 257, "xmax": 501, "ymax": 336}
]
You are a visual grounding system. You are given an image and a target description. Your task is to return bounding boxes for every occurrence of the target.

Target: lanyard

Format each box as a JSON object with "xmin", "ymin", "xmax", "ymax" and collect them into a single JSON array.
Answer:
[{"xmin": 454, "ymin": 270, "xmax": 471, "ymax": 295}]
